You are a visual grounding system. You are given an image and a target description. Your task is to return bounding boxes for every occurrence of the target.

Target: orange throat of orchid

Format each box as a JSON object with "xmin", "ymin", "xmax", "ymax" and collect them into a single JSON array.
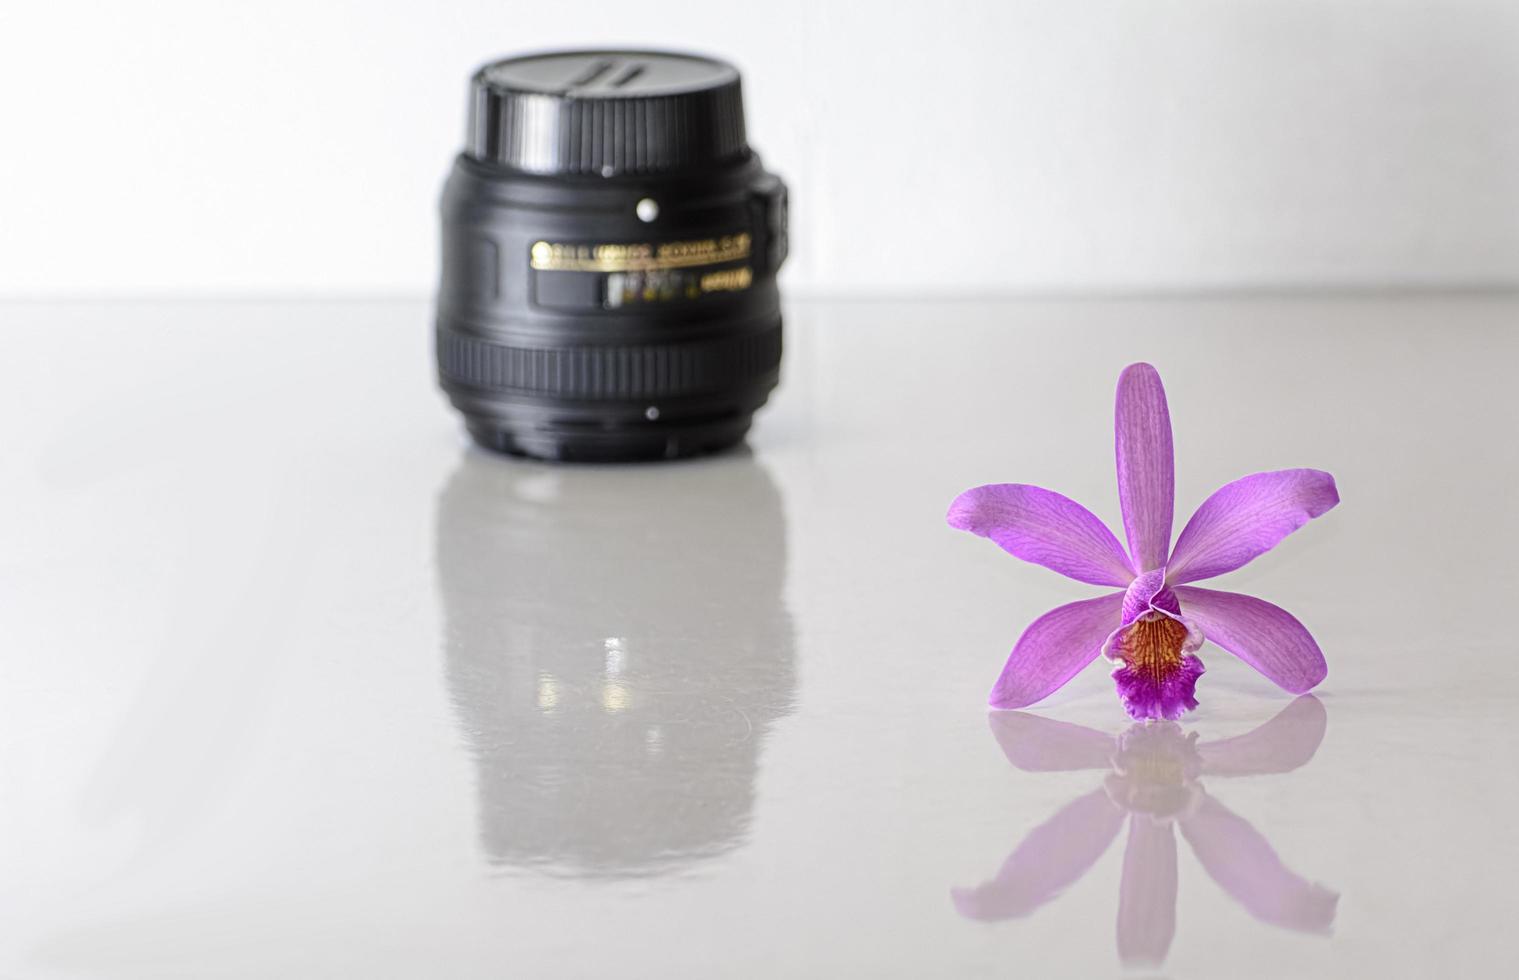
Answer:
[
  {"xmin": 1111, "ymin": 612, "xmax": 1204, "ymax": 721},
  {"xmin": 1115, "ymin": 614, "xmax": 1189, "ymax": 681}
]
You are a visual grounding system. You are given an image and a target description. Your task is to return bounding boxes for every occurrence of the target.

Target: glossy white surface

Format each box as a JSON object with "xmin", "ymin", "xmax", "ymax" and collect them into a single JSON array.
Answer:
[{"xmin": 2, "ymin": 296, "xmax": 1517, "ymax": 978}]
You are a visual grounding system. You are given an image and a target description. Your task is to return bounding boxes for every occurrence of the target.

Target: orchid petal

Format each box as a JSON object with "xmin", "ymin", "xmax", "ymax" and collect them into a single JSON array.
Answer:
[
  {"xmin": 951, "ymin": 788, "xmax": 1125, "ymax": 920},
  {"xmin": 1166, "ymin": 470, "xmax": 1340, "ymax": 585},
  {"xmin": 1197, "ymin": 695, "xmax": 1328, "ymax": 777},
  {"xmin": 989, "ymin": 712, "xmax": 1116, "ymax": 772},
  {"xmin": 948, "ymin": 484, "xmax": 1135, "ymax": 587},
  {"xmin": 1115, "ymin": 816, "xmax": 1178, "ymax": 967},
  {"xmin": 989, "ymin": 593, "xmax": 1126, "ymax": 709},
  {"xmin": 1174, "ymin": 587, "xmax": 1328, "ymax": 694},
  {"xmin": 1179, "ymin": 793, "xmax": 1338, "ymax": 933},
  {"xmin": 1114, "ymin": 363, "xmax": 1175, "ymax": 574}
]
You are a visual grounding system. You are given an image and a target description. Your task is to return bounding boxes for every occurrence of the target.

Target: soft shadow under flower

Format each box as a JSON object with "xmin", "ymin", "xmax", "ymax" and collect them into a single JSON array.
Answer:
[{"xmin": 953, "ymin": 697, "xmax": 1338, "ymax": 968}]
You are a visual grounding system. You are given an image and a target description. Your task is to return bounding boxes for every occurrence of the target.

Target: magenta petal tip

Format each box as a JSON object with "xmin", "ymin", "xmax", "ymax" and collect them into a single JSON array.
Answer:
[{"xmin": 1119, "ymin": 361, "xmax": 1162, "ymax": 381}]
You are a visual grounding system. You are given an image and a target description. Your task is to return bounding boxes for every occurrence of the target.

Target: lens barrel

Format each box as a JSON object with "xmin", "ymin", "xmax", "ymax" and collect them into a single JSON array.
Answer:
[{"xmin": 435, "ymin": 50, "xmax": 788, "ymax": 462}]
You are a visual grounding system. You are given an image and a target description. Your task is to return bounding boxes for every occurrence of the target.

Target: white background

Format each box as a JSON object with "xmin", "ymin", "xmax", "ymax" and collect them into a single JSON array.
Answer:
[{"xmin": 2, "ymin": 0, "xmax": 1517, "ymax": 296}]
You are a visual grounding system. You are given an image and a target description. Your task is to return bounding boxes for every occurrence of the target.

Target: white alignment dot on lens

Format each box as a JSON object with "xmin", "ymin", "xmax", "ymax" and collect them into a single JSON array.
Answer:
[{"xmin": 636, "ymin": 198, "xmax": 659, "ymax": 222}]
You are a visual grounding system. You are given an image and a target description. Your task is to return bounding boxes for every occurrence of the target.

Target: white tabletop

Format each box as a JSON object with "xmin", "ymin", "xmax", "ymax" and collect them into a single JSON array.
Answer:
[{"xmin": 2, "ymin": 295, "xmax": 1516, "ymax": 978}]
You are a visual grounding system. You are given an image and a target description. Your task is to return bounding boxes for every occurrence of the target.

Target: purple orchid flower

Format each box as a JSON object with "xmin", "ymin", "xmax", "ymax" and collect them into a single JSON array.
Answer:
[
  {"xmin": 953, "ymin": 696, "xmax": 1338, "ymax": 968},
  {"xmin": 948, "ymin": 363, "xmax": 1339, "ymax": 719}
]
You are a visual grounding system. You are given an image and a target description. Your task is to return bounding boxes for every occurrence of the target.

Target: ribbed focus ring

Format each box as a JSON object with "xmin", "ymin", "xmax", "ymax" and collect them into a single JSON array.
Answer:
[{"xmin": 437, "ymin": 325, "xmax": 781, "ymax": 400}]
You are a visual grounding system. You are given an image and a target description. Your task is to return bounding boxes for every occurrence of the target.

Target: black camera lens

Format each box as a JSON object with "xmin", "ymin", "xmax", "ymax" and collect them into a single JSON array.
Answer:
[{"xmin": 434, "ymin": 50, "xmax": 789, "ymax": 462}]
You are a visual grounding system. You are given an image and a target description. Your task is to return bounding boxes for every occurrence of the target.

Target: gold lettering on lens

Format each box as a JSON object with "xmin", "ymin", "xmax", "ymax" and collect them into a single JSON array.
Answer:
[
  {"xmin": 530, "ymin": 233, "xmax": 752, "ymax": 272},
  {"xmin": 699, "ymin": 267, "xmax": 753, "ymax": 293}
]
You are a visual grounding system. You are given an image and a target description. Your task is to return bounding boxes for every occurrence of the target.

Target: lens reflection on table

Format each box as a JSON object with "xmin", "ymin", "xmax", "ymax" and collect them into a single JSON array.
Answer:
[{"xmin": 435, "ymin": 450, "xmax": 795, "ymax": 876}]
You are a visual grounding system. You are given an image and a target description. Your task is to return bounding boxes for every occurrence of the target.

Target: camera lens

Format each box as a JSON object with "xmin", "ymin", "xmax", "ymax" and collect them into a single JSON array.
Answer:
[{"xmin": 434, "ymin": 50, "xmax": 789, "ymax": 462}]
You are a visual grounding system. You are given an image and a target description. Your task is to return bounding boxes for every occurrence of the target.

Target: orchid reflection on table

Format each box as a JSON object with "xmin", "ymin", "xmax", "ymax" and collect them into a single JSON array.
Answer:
[{"xmin": 953, "ymin": 697, "xmax": 1338, "ymax": 968}]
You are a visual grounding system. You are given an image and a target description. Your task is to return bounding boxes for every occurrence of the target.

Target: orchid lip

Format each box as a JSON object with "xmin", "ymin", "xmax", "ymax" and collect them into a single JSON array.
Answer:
[
  {"xmin": 1108, "ymin": 586, "xmax": 1207, "ymax": 720},
  {"xmin": 1102, "ymin": 569, "xmax": 1204, "ymax": 666}
]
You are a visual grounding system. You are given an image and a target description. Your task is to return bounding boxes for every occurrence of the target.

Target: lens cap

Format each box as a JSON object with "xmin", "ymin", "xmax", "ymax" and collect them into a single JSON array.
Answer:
[{"xmin": 468, "ymin": 50, "xmax": 749, "ymax": 176}]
